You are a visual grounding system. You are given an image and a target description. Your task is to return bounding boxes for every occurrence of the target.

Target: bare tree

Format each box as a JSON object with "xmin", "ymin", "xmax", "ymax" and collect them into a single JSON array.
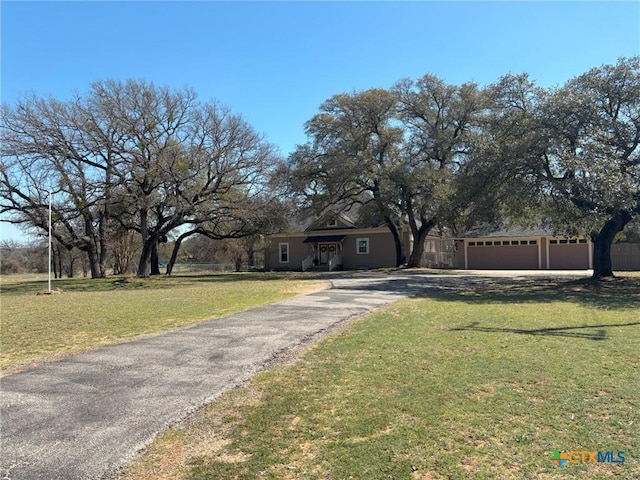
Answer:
[
  {"xmin": 2, "ymin": 80, "xmax": 282, "ymax": 278},
  {"xmin": 1, "ymin": 94, "xmax": 112, "ymax": 277}
]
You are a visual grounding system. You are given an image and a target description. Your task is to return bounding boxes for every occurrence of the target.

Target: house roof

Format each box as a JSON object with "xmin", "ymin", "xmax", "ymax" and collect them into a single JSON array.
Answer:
[
  {"xmin": 283, "ymin": 202, "xmax": 387, "ymax": 233},
  {"xmin": 304, "ymin": 211, "xmax": 357, "ymax": 231},
  {"xmin": 303, "ymin": 235, "xmax": 347, "ymax": 243},
  {"xmin": 457, "ymin": 223, "xmax": 554, "ymax": 239}
]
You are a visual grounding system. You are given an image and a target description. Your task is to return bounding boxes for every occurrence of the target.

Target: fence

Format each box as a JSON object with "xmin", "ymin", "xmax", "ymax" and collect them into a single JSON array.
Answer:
[
  {"xmin": 169, "ymin": 263, "xmax": 264, "ymax": 273},
  {"xmin": 420, "ymin": 239, "xmax": 457, "ymax": 268},
  {"xmin": 611, "ymin": 243, "xmax": 640, "ymax": 271}
]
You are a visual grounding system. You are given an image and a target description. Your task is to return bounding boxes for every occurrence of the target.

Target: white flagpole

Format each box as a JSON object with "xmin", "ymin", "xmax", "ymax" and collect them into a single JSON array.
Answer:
[{"xmin": 48, "ymin": 191, "xmax": 52, "ymax": 293}]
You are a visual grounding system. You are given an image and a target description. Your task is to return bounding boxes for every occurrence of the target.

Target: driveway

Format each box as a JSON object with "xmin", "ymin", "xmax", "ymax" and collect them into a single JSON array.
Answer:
[{"xmin": 0, "ymin": 270, "xmax": 589, "ymax": 480}]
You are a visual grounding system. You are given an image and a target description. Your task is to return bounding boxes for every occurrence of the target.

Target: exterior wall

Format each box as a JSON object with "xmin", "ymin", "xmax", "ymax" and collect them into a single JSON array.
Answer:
[
  {"xmin": 454, "ymin": 240, "xmax": 465, "ymax": 268},
  {"xmin": 265, "ymin": 227, "xmax": 404, "ymax": 270},
  {"xmin": 341, "ymin": 231, "xmax": 398, "ymax": 269},
  {"xmin": 265, "ymin": 235, "xmax": 311, "ymax": 270}
]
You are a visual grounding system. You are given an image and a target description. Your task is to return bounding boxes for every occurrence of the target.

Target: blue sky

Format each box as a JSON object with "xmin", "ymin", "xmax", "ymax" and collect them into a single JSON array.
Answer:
[{"xmin": 1, "ymin": 1, "xmax": 639, "ymax": 243}]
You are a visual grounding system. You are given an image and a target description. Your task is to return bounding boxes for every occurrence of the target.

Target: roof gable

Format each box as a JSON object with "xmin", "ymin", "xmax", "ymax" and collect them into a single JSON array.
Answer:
[{"xmin": 305, "ymin": 211, "xmax": 357, "ymax": 231}]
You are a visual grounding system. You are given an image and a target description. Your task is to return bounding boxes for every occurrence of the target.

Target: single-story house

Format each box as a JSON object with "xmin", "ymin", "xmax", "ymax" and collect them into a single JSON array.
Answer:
[
  {"xmin": 454, "ymin": 225, "xmax": 592, "ymax": 270},
  {"xmin": 265, "ymin": 211, "xmax": 421, "ymax": 271}
]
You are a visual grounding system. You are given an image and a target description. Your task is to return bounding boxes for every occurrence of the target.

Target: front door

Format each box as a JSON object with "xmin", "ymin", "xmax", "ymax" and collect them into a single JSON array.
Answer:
[{"xmin": 318, "ymin": 243, "xmax": 337, "ymax": 264}]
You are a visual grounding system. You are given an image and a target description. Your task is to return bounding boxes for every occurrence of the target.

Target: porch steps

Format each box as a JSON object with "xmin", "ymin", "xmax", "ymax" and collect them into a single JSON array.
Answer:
[{"xmin": 305, "ymin": 265, "xmax": 330, "ymax": 272}]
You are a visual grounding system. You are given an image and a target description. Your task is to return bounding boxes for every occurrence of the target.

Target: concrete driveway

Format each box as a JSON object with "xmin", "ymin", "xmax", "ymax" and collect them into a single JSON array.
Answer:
[{"xmin": 0, "ymin": 270, "xmax": 590, "ymax": 480}]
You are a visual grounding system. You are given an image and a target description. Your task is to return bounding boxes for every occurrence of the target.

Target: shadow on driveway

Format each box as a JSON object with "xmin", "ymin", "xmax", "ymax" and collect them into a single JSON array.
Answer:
[{"xmin": 326, "ymin": 270, "xmax": 640, "ymax": 311}]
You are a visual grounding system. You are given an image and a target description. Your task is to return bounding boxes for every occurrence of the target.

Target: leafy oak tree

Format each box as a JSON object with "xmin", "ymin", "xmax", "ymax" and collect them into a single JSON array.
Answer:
[
  {"xmin": 488, "ymin": 57, "xmax": 640, "ymax": 278},
  {"xmin": 288, "ymin": 88, "xmax": 407, "ymax": 266},
  {"xmin": 288, "ymin": 79, "xmax": 487, "ymax": 267},
  {"xmin": 541, "ymin": 57, "xmax": 640, "ymax": 278},
  {"xmin": 393, "ymin": 75, "xmax": 486, "ymax": 266}
]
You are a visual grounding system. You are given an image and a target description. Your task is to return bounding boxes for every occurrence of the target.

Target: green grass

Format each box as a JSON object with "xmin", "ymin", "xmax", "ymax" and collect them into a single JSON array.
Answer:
[
  {"xmin": 0, "ymin": 272, "xmax": 326, "ymax": 371},
  {"xmin": 119, "ymin": 276, "xmax": 640, "ymax": 480}
]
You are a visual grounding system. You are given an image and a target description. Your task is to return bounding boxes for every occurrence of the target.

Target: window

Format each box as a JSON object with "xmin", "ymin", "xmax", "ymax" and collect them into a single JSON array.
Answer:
[
  {"xmin": 579, "ymin": 239, "xmax": 587, "ymax": 244},
  {"xmin": 279, "ymin": 243, "xmax": 289, "ymax": 263},
  {"xmin": 569, "ymin": 239, "xmax": 577, "ymax": 244},
  {"xmin": 327, "ymin": 218, "xmax": 338, "ymax": 227},
  {"xmin": 477, "ymin": 241, "xmax": 484, "ymax": 246},
  {"xmin": 550, "ymin": 239, "xmax": 558, "ymax": 244},
  {"xmin": 356, "ymin": 238, "xmax": 369, "ymax": 254},
  {"xmin": 529, "ymin": 240, "xmax": 537, "ymax": 245},
  {"xmin": 468, "ymin": 241, "xmax": 476, "ymax": 246},
  {"xmin": 511, "ymin": 240, "xmax": 519, "ymax": 245},
  {"xmin": 502, "ymin": 241, "xmax": 510, "ymax": 246},
  {"xmin": 486, "ymin": 241, "xmax": 493, "ymax": 246}
]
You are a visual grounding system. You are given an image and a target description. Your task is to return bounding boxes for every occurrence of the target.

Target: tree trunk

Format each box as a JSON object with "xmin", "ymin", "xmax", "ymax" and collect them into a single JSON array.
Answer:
[
  {"xmin": 56, "ymin": 252, "xmax": 63, "ymax": 279},
  {"xmin": 591, "ymin": 211, "xmax": 633, "ymax": 279},
  {"xmin": 166, "ymin": 230, "xmax": 197, "ymax": 275},
  {"xmin": 136, "ymin": 209, "xmax": 150, "ymax": 277},
  {"xmin": 98, "ymin": 215, "xmax": 108, "ymax": 278},
  {"xmin": 85, "ymin": 241, "xmax": 100, "ymax": 279},
  {"xmin": 67, "ymin": 247, "xmax": 75, "ymax": 278},
  {"xmin": 52, "ymin": 244, "xmax": 61, "ymax": 279},
  {"xmin": 150, "ymin": 240, "xmax": 161, "ymax": 275},
  {"xmin": 137, "ymin": 240, "xmax": 152, "ymax": 277},
  {"xmin": 407, "ymin": 220, "xmax": 436, "ymax": 268},
  {"xmin": 383, "ymin": 216, "xmax": 404, "ymax": 267},
  {"xmin": 79, "ymin": 214, "xmax": 102, "ymax": 279}
]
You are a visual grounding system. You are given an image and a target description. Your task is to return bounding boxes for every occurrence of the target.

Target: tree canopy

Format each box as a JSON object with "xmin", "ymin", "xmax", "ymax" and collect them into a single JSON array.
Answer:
[
  {"xmin": 486, "ymin": 57, "xmax": 640, "ymax": 278},
  {"xmin": 2, "ymin": 58, "xmax": 638, "ymax": 279},
  {"xmin": 1, "ymin": 80, "xmax": 283, "ymax": 277},
  {"xmin": 287, "ymin": 78, "xmax": 490, "ymax": 267}
]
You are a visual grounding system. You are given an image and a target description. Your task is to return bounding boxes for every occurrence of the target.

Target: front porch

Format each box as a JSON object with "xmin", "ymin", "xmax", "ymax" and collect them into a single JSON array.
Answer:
[{"xmin": 301, "ymin": 235, "xmax": 345, "ymax": 272}]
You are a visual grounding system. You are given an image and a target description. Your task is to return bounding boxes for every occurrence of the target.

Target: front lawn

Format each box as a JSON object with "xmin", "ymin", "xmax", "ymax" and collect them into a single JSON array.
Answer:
[
  {"xmin": 118, "ymin": 276, "xmax": 640, "ymax": 480},
  {"xmin": 0, "ymin": 272, "xmax": 326, "ymax": 372}
]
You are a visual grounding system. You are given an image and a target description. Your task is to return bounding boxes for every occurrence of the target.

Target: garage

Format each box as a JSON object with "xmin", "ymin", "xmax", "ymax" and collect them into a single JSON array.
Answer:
[
  {"xmin": 466, "ymin": 239, "xmax": 540, "ymax": 270},
  {"xmin": 548, "ymin": 239, "xmax": 590, "ymax": 269},
  {"xmin": 455, "ymin": 224, "xmax": 595, "ymax": 270}
]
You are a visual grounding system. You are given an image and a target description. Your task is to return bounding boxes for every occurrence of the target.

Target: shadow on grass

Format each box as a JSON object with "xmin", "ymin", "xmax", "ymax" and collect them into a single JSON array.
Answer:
[
  {"xmin": 449, "ymin": 320, "xmax": 640, "ymax": 341},
  {"xmin": 424, "ymin": 276, "xmax": 640, "ymax": 311},
  {"xmin": 0, "ymin": 271, "xmax": 324, "ymax": 296},
  {"xmin": 325, "ymin": 273, "xmax": 640, "ymax": 343}
]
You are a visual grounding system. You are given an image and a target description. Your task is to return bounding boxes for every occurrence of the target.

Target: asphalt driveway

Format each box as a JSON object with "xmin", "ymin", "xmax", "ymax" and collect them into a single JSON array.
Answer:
[{"xmin": 0, "ymin": 270, "xmax": 589, "ymax": 479}]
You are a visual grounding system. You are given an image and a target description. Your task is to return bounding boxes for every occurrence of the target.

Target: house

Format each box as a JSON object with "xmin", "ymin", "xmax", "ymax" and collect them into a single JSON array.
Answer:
[
  {"xmin": 454, "ymin": 225, "xmax": 592, "ymax": 270},
  {"xmin": 265, "ymin": 210, "xmax": 416, "ymax": 271}
]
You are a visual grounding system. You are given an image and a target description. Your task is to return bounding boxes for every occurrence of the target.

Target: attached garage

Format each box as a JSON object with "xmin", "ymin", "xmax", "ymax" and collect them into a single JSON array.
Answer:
[
  {"xmin": 466, "ymin": 240, "xmax": 540, "ymax": 270},
  {"xmin": 548, "ymin": 239, "xmax": 590, "ymax": 269},
  {"xmin": 456, "ymin": 226, "xmax": 592, "ymax": 270}
]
